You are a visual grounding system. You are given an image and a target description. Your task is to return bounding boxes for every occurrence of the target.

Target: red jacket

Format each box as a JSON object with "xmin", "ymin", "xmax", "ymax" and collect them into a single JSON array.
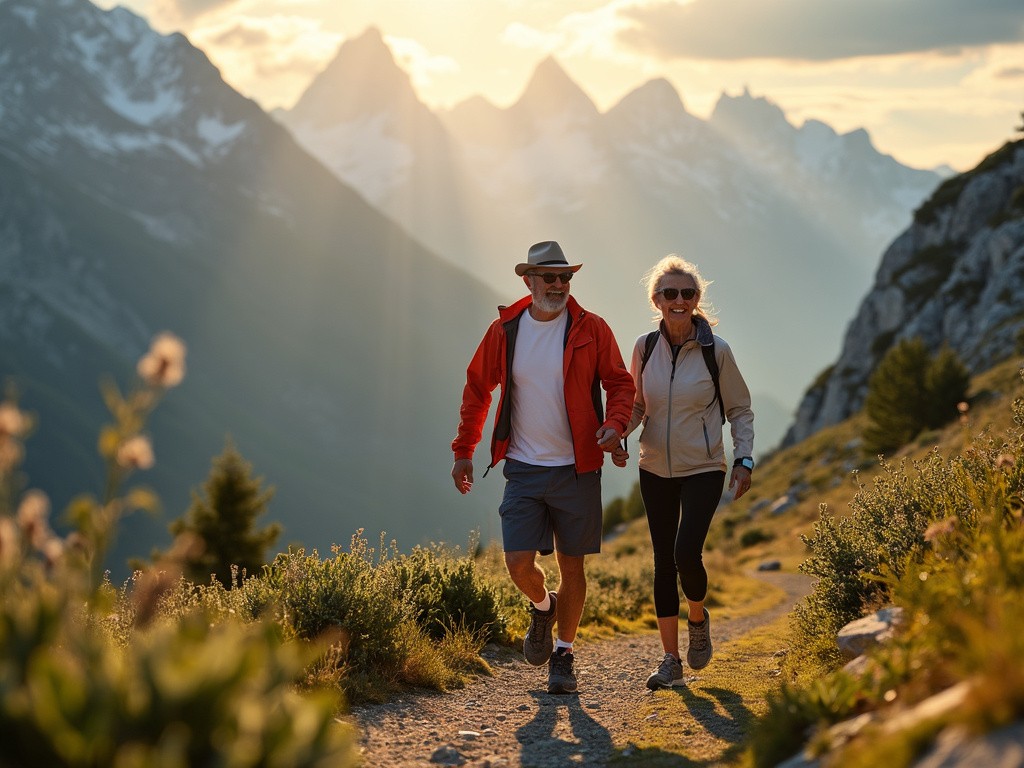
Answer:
[{"xmin": 452, "ymin": 295, "xmax": 636, "ymax": 473}]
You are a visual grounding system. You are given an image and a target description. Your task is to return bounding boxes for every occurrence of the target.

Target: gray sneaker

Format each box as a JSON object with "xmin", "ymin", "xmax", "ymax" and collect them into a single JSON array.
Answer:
[
  {"xmin": 547, "ymin": 649, "xmax": 577, "ymax": 694},
  {"xmin": 687, "ymin": 608, "xmax": 713, "ymax": 670},
  {"xmin": 646, "ymin": 653, "xmax": 684, "ymax": 690},
  {"xmin": 523, "ymin": 592, "xmax": 557, "ymax": 666}
]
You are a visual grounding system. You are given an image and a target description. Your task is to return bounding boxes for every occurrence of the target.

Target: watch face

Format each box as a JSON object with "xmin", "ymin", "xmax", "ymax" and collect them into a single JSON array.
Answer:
[{"xmin": 741, "ymin": 458, "xmax": 754, "ymax": 470}]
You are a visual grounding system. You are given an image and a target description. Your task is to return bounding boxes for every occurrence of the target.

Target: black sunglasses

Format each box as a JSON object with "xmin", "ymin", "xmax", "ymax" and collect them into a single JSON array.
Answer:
[
  {"xmin": 530, "ymin": 271, "xmax": 574, "ymax": 284},
  {"xmin": 656, "ymin": 287, "xmax": 697, "ymax": 301}
]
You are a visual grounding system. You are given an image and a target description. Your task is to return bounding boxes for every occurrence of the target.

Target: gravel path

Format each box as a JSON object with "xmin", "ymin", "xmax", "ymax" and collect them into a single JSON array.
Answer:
[{"xmin": 349, "ymin": 570, "xmax": 811, "ymax": 768}]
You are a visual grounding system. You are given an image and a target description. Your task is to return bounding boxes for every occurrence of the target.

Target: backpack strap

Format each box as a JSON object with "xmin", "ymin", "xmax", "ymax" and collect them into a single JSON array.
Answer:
[
  {"xmin": 640, "ymin": 330, "xmax": 660, "ymax": 375},
  {"xmin": 640, "ymin": 329, "xmax": 725, "ymax": 425},
  {"xmin": 702, "ymin": 342, "xmax": 726, "ymax": 425}
]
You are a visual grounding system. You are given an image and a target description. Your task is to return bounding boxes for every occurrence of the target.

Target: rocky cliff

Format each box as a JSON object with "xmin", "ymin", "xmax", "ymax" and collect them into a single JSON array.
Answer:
[{"xmin": 784, "ymin": 140, "xmax": 1024, "ymax": 446}]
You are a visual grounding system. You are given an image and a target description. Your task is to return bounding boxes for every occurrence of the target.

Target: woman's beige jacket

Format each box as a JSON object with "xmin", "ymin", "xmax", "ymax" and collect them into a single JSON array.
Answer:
[{"xmin": 623, "ymin": 319, "xmax": 754, "ymax": 478}]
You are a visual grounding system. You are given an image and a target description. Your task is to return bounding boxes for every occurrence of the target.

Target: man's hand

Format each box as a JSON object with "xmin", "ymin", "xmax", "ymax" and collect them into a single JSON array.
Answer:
[
  {"xmin": 729, "ymin": 467, "xmax": 752, "ymax": 500},
  {"xmin": 595, "ymin": 426, "xmax": 621, "ymax": 451},
  {"xmin": 452, "ymin": 458, "xmax": 474, "ymax": 494}
]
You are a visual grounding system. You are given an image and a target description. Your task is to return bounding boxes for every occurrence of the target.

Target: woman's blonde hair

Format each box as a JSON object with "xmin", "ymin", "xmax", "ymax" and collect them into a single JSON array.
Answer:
[{"xmin": 642, "ymin": 254, "xmax": 718, "ymax": 326}]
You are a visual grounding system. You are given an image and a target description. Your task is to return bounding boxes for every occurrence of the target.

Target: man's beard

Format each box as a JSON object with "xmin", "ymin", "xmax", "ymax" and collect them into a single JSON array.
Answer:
[{"xmin": 534, "ymin": 291, "xmax": 568, "ymax": 314}]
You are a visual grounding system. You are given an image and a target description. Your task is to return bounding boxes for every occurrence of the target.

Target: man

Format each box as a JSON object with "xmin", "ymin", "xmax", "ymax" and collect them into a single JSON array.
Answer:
[{"xmin": 451, "ymin": 241, "xmax": 635, "ymax": 694}]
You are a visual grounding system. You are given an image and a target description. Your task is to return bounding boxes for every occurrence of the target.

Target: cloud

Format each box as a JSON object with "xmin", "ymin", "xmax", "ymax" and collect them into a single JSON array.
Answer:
[
  {"xmin": 502, "ymin": 3, "xmax": 648, "ymax": 62},
  {"xmin": 501, "ymin": 22, "xmax": 564, "ymax": 52},
  {"xmin": 996, "ymin": 66, "xmax": 1024, "ymax": 79},
  {"xmin": 617, "ymin": 0, "xmax": 1024, "ymax": 61},
  {"xmin": 385, "ymin": 35, "xmax": 460, "ymax": 90},
  {"xmin": 152, "ymin": 0, "xmax": 241, "ymax": 23},
  {"xmin": 187, "ymin": 15, "xmax": 341, "ymax": 107}
]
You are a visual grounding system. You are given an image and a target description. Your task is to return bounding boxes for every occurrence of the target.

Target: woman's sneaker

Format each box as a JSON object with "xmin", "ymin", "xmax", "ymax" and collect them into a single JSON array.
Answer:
[
  {"xmin": 547, "ymin": 649, "xmax": 577, "ymax": 694},
  {"xmin": 687, "ymin": 607, "xmax": 713, "ymax": 670},
  {"xmin": 523, "ymin": 592, "xmax": 557, "ymax": 666},
  {"xmin": 646, "ymin": 653, "xmax": 684, "ymax": 690}
]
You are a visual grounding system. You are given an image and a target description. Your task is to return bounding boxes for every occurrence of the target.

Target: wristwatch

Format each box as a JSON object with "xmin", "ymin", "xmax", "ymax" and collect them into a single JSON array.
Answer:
[{"xmin": 734, "ymin": 456, "xmax": 754, "ymax": 471}]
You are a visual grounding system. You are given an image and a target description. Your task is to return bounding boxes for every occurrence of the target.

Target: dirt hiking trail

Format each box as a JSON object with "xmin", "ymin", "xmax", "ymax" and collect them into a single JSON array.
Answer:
[{"xmin": 349, "ymin": 570, "xmax": 811, "ymax": 767}]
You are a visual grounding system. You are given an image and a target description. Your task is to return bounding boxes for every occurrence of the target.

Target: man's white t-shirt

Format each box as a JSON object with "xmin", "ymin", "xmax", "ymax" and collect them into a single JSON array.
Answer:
[{"xmin": 505, "ymin": 309, "xmax": 575, "ymax": 466}]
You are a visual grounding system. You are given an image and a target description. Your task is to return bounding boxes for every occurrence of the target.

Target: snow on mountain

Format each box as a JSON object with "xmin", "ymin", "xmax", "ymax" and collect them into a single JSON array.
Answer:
[
  {"xmin": 277, "ymin": 30, "xmax": 944, "ymax": 452},
  {"xmin": 1, "ymin": 0, "xmax": 254, "ymax": 170},
  {"xmin": 0, "ymin": 0, "xmax": 510, "ymax": 568}
]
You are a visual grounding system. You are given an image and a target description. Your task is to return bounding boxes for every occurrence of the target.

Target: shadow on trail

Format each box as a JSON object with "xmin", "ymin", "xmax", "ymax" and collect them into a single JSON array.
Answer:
[
  {"xmin": 674, "ymin": 685, "xmax": 754, "ymax": 743},
  {"xmin": 515, "ymin": 690, "xmax": 613, "ymax": 766}
]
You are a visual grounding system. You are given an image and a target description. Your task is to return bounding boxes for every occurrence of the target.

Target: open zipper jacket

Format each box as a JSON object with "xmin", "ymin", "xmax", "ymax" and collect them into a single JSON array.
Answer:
[
  {"xmin": 453, "ymin": 295, "xmax": 635, "ymax": 474},
  {"xmin": 623, "ymin": 316, "xmax": 754, "ymax": 478}
]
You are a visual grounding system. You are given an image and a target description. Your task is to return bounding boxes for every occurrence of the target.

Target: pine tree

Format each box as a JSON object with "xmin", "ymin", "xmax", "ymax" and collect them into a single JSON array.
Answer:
[
  {"xmin": 862, "ymin": 338, "xmax": 971, "ymax": 456},
  {"xmin": 862, "ymin": 337, "xmax": 931, "ymax": 455},
  {"xmin": 168, "ymin": 439, "xmax": 281, "ymax": 586},
  {"xmin": 923, "ymin": 346, "xmax": 971, "ymax": 429}
]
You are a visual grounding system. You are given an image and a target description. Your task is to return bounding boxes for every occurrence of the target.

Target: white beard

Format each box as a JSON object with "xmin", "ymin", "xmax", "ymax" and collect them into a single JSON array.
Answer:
[{"xmin": 534, "ymin": 291, "xmax": 568, "ymax": 314}]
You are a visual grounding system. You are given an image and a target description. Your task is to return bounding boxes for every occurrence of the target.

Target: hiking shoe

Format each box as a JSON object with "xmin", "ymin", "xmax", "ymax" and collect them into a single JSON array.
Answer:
[
  {"xmin": 547, "ymin": 649, "xmax": 577, "ymax": 694},
  {"xmin": 523, "ymin": 591, "xmax": 557, "ymax": 666},
  {"xmin": 646, "ymin": 653, "xmax": 684, "ymax": 690},
  {"xmin": 687, "ymin": 607, "xmax": 713, "ymax": 670}
]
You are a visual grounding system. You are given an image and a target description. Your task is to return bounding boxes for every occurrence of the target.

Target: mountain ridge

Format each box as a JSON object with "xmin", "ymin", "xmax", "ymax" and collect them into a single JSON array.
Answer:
[
  {"xmin": 784, "ymin": 139, "xmax": 1024, "ymax": 445},
  {"xmin": 279, "ymin": 32, "xmax": 944, "ymax": 453},
  {"xmin": 0, "ymin": 0, "xmax": 509, "ymax": 571}
]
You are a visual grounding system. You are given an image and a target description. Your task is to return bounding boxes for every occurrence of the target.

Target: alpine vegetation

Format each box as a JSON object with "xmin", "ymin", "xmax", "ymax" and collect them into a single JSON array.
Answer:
[{"xmin": 0, "ymin": 335, "xmax": 358, "ymax": 767}]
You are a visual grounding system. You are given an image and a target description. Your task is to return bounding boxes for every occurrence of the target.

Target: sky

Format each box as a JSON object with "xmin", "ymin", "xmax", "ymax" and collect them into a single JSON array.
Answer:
[{"xmin": 102, "ymin": 0, "xmax": 1024, "ymax": 172}]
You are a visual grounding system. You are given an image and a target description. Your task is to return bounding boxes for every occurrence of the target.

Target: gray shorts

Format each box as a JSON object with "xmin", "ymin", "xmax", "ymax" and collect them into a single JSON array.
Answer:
[{"xmin": 499, "ymin": 459, "xmax": 603, "ymax": 556}]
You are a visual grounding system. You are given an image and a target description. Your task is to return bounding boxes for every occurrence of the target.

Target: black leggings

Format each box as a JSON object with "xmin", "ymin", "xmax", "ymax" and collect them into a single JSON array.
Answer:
[{"xmin": 640, "ymin": 468, "xmax": 725, "ymax": 618}]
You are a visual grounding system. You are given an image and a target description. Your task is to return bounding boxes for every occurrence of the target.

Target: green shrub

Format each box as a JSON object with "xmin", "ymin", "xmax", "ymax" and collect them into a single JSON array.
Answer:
[
  {"xmin": 257, "ymin": 536, "xmax": 409, "ymax": 675},
  {"xmin": 0, "ymin": 335, "xmax": 356, "ymax": 767},
  {"xmin": 749, "ymin": 380, "xmax": 1024, "ymax": 768},
  {"xmin": 602, "ymin": 481, "xmax": 645, "ymax": 535},
  {"xmin": 739, "ymin": 527, "xmax": 775, "ymax": 548},
  {"xmin": 388, "ymin": 543, "xmax": 508, "ymax": 643}
]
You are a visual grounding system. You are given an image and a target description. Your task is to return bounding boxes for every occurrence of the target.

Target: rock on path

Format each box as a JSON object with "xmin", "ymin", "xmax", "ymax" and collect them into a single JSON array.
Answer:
[{"xmin": 349, "ymin": 570, "xmax": 811, "ymax": 767}]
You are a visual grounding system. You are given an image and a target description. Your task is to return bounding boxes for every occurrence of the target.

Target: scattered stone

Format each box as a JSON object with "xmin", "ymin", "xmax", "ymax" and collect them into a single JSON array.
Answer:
[
  {"xmin": 837, "ymin": 606, "xmax": 904, "ymax": 660},
  {"xmin": 480, "ymin": 757, "xmax": 510, "ymax": 768},
  {"xmin": 645, "ymin": 713, "xmax": 658, "ymax": 721},
  {"xmin": 429, "ymin": 745, "xmax": 466, "ymax": 766},
  {"xmin": 458, "ymin": 730, "xmax": 480, "ymax": 740},
  {"xmin": 770, "ymin": 495, "xmax": 796, "ymax": 515},
  {"xmin": 881, "ymin": 680, "xmax": 972, "ymax": 735},
  {"xmin": 758, "ymin": 560, "xmax": 782, "ymax": 571},
  {"xmin": 481, "ymin": 728, "xmax": 498, "ymax": 737},
  {"xmin": 914, "ymin": 721, "xmax": 1024, "ymax": 768}
]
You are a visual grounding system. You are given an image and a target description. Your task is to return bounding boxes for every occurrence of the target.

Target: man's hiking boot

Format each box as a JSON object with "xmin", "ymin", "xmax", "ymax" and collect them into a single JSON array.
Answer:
[
  {"xmin": 687, "ymin": 607, "xmax": 713, "ymax": 670},
  {"xmin": 646, "ymin": 652, "xmax": 684, "ymax": 690},
  {"xmin": 547, "ymin": 649, "xmax": 577, "ymax": 694},
  {"xmin": 524, "ymin": 591, "xmax": 557, "ymax": 666}
]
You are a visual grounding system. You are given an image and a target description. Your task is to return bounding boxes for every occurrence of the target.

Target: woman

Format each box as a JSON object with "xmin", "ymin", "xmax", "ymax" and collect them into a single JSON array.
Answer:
[{"xmin": 613, "ymin": 254, "xmax": 754, "ymax": 690}]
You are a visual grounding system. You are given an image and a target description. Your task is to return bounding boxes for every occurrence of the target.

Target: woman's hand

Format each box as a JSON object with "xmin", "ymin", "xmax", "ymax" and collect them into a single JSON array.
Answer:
[
  {"xmin": 729, "ymin": 466, "xmax": 751, "ymax": 499},
  {"xmin": 611, "ymin": 445, "xmax": 629, "ymax": 467}
]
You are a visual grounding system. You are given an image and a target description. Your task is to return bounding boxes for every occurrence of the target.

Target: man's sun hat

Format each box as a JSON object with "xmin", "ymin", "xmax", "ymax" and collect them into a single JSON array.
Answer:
[{"xmin": 515, "ymin": 241, "xmax": 583, "ymax": 276}]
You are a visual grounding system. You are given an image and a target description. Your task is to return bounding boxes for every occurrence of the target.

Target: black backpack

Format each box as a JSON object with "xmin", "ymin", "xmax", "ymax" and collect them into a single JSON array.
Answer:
[{"xmin": 639, "ymin": 330, "xmax": 725, "ymax": 425}]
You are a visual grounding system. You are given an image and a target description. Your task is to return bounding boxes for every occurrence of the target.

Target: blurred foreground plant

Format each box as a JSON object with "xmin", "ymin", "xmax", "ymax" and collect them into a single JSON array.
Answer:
[
  {"xmin": 0, "ymin": 333, "xmax": 356, "ymax": 767},
  {"xmin": 746, "ymin": 374, "xmax": 1024, "ymax": 768}
]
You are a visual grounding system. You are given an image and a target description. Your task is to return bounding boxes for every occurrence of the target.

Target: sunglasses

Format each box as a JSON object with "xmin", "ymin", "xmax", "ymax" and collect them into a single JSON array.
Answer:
[
  {"xmin": 656, "ymin": 287, "xmax": 697, "ymax": 301},
  {"xmin": 530, "ymin": 271, "xmax": 574, "ymax": 284}
]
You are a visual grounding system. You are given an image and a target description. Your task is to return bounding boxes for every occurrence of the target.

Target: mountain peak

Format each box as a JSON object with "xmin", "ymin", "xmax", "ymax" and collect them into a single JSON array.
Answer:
[
  {"xmin": 287, "ymin": 26, "xmax": 419, "ymax": 125},
  {"xmin": 512, "ymin": 55, "xmax": 598, "ymax": 120},
  {"xmin": 710, "ymin": 87, "xmax": 792, "ymax": 134},
  {"xmin": 609, "ymin": 77, "xmax": 689, "ymax": 118}
]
